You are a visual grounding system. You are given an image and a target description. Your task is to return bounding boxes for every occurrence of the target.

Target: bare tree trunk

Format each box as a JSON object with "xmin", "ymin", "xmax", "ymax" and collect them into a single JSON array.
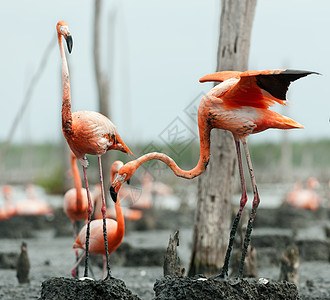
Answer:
[
  {"xmin": 93, "ymin": 0, "xmax": 112, "ymax": 192},
  {"xmin": 188, "ymin": 0, "xmax": 257, "ymax": 277}
]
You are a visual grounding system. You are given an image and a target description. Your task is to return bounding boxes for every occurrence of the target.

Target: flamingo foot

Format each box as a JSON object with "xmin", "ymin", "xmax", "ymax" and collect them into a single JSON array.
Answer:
[
  {"xmin": 209, "ymin": 272, "xmax": 227, "ymax": 281},
  {"xmin": 229, "ymin": 277, "xmax": 241, "ymax": 286},
  {"xmin": 71, "ymin": 269, "xmax": 77, "ymax": 278},
  {"xmin": 103, "ymin": 273, "xmax": 115, "ymax": 281}
]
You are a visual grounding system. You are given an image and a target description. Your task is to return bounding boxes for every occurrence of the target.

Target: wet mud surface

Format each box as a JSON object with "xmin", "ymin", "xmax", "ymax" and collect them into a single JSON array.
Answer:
[
  {"xmin": 154, "ymin": 275, "xmax": 300, "ymax": 300},
  {"xmin": 0, "ymin": 206, "xmax": 329, "ymax": 299},
  {"xmin": 40, "ymin": 277, "xmax": 141, "ymax": 300}
]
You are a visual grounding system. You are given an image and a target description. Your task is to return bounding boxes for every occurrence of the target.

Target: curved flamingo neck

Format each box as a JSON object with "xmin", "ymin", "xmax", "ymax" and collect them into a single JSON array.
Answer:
[
  {"xmin": 71, "ymin": 154, "xmax": 83, "ymax": 210},
  {"xmin": 114, "ymin": 200, "xmax": 125, "ymax": 245},
  {"xmin": 58, "ymin": 32, "xmax": 72, "ymax": 135},
  {"xmin": 4, "ymin": 194, "xmax": 12, "ymax": 206},
  {"xmin": 134, "ymin": 125, "xmax": 211, "ymax": 179},
  {"xmin": 110, "ymin": 167, "xmax": 125, "ymax": 246}
]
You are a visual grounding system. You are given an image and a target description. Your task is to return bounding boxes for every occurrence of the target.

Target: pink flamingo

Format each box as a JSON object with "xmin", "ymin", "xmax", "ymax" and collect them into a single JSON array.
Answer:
[
  {"xmin": 0, "ymin": 185, "xmax": 17, "ymax": 220},
  {"xmin": 72, "ymin": 161, "xmax": 126, "ymax": 279},
  {"xmin": 285, "ymin": 177, "xmax": 321, "ymax": 211},
  {"xmin": 56, "ymin": 21, "xmax": 132, "ymax": 279},
  {"xmin": 110, "ymin": 69, "xmax": 317, "ymax": 278},
  {"xmin": 15, "ymin": 184, "xmax": 52, "ymax": 216}
]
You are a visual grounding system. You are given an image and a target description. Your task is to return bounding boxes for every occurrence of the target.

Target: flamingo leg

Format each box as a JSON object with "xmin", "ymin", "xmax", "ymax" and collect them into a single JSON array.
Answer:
[
  {"xmin": 82, "ymin": 165, "xmax": 93, "ymax": 278},
  {"xmin": 218, "ymin": 138, "xmax": 248, "ymax": 278},
  {"xmin": 97, "ymin": 156, "xmax": 111, "ymax": 280},
  {"xmin": 236, "ymin": 139, "xmax": 260, "ymax": 279}
]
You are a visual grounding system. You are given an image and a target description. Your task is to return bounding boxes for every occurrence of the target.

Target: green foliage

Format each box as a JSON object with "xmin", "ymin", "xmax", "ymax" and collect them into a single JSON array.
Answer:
[
  {"xmin": 35, "ymin": 164, "xmax": 65, "ymax": 194},
  {"xmin": 1, "ymin": 138, "xmax": 330, "ymax": 188}
]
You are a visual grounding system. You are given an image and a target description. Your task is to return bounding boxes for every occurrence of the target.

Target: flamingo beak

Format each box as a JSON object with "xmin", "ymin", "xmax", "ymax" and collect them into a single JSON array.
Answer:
[
  {"xmin": 127, "ymin": 178, "xmax": 131, "ymax": 185},
  {"xmin": 110, "ymin": 177, "xmax": 122, "ymax": 203},
  {"xmin": 110, "ymin": 185, "xmax": 118, "ymax": 203},
  {"xmin": 66, "ymin": 35, "xmax": 73, "ymax": 54}
]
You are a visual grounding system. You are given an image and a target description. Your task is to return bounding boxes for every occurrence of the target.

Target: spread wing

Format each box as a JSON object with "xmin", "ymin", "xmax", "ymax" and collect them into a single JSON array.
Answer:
[
  {"xmin": 199, "ymin": 71, "xmax": 242, "ymax": 83},
  {"xmin": 200, "ymin": 69, "xmax": 318, "ymax": 109}
]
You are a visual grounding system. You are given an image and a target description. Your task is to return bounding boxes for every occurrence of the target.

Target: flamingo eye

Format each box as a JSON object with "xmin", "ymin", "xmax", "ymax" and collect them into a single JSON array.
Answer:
[
  {"xmin": 118, "ymin": 174, "xmax": 127, "ymax": 183},
  {"xmin": 60, "ymin": 25, "xmax": 69, "ymax": 35}
]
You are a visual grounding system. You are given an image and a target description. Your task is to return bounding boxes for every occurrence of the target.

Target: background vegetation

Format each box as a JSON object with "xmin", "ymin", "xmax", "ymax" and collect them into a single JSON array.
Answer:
[{"xmin": 1, "ymin": 138, "xmax": 329, "ymax": 194}]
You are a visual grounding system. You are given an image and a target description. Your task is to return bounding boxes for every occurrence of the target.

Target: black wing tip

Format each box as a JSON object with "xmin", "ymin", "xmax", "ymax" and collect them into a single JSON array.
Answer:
[
  {"xmin": 256, "ymin": 69, "xmax": 319, "ymax": 100},
  {"xmin": 281, "ymin": 69, "xmax": 321, "ymax": 76}
]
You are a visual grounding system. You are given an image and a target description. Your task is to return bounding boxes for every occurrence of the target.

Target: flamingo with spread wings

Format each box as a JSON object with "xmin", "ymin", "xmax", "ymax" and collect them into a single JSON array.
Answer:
[{"xmin": 110, "ymin": 69, "xmax": 317, "ymax": 279}]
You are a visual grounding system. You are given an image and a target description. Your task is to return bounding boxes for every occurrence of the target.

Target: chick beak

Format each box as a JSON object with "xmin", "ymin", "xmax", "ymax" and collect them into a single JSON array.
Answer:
[{"xmin": 66, "ymin": 35, "xmax": 73, "ymax": 54}]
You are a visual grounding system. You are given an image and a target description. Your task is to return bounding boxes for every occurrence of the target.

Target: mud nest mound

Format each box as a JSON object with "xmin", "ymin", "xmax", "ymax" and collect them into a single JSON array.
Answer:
[
  {"xmin": 154, "ymin": 275, "xmax": 300, "ymax": 300},
  {"xmin": 39, "ymin": 277, "xmax": 141, "ymax": 300}
]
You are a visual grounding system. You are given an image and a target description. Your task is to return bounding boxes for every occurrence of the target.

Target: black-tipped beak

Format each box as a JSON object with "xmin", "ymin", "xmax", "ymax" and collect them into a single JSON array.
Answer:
[
  {"xmin": 66, "ymin": 35, "xmax": 73, "ymax": 53},
  {"xmin": 110, "ymin": 186, "xmax": 117, "ymax": 203},
  {"xmin": 127, "ymin": 178, "xmax": 131, "ymax": 185}
]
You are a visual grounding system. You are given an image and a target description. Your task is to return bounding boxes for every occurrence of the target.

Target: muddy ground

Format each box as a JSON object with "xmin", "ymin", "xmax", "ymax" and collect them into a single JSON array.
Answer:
[{"xmin": 0, "ymin": 206, "xmax": 329, "ymax": 299}]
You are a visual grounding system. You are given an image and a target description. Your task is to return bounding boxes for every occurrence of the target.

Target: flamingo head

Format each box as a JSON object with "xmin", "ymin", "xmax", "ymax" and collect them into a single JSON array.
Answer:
[
  {"xmin": 306, "ymin": 177, "xmax": 320, "ymax": 190},
  {"xmin": 110, "ymin": 161, "xmax": 124, "ymax": 182},
  {"xmin": 2, "ymin": 185, "xmax": 13, "ymax": 196},
  {"xmin": 56, "ymin": 20, "xmax": 73, "ymax": 53},
  {"xmin": 110, "ymin": 161, "xmax": 137, "ymax": 202}
]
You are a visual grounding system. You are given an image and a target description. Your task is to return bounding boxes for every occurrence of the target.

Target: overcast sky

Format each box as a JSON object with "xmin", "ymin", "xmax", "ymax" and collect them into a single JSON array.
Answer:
[{"xmin": 0, "ymin": 0, "xmax": 328, "ymax": 147}]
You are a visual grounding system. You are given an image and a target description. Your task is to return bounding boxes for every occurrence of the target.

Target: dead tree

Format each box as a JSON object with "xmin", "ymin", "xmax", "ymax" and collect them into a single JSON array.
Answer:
[
  {"xmin": 93, "ymin": 0, "xmax": 112, "ymax": 192},
  {"xmin": 188, "ymin": 0, "xmax": 257, "ymax": 277},
  {"xmin": 279, "ymin": 244, "xmax": 299, "ymax": 285},
  {"xmin": 16, "ymin": 242, "xmax": 30, "ymax": 284},
  {"xmin": 163, "ymin": 231, "xmax": 185, "ymax": 276}
]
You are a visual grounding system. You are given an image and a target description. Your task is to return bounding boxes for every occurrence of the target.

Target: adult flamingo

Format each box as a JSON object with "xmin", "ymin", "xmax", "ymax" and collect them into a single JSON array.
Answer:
[
  {"xmin": 56, "ymin": 21, "xmax": 132, "ymax": 279},
  {"xmin": 110, "ymin": 69, "xmax": 317, "ymax": 279},
  {"xmin": 64, "ymin": 152, "xmax": 93, "ymax": 275},
  {"xmin": 72, "ymin": 161, "xmax": 125, "ymax": 279}
]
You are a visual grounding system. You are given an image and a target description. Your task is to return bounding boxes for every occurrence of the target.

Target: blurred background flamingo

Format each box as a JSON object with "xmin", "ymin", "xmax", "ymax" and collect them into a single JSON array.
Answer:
[
  {"xmin": 285, "ymin": 177, "xmax": 322, "ymax": 211},
  {"xmin": 15, "ymin": 184, "xmax": 53, "ymax": 216},
  {"xmin": 64, "ymin": 152, "xmax": 92, "ymax": 229},
  {"xmin": 0, "ymin": 185, "xmax": 17, "ymax": 220},
  {"xmin": 129, "ymin": 172, "xmax": 173, "ymax": 210}
]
